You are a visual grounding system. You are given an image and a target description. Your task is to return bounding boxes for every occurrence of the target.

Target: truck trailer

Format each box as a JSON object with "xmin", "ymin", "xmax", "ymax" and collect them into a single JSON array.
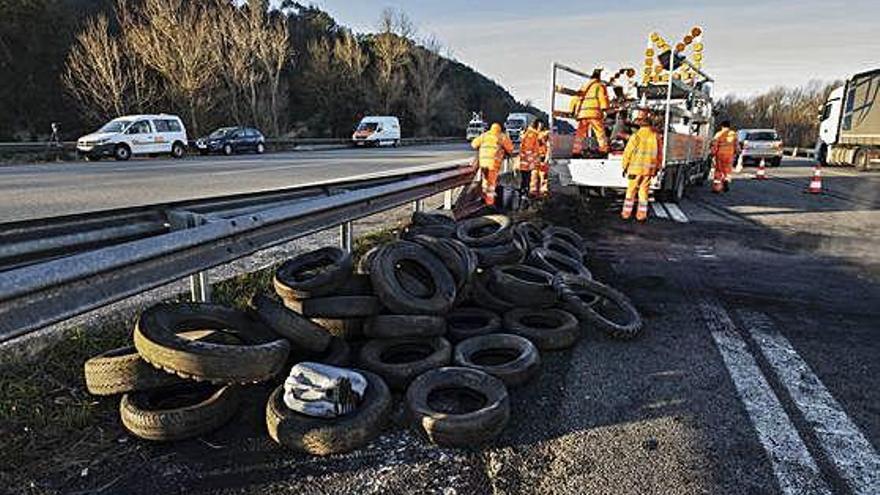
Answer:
[{"xmin": 816, "ymin": 68, "xmax": 880, "ymax": 171}]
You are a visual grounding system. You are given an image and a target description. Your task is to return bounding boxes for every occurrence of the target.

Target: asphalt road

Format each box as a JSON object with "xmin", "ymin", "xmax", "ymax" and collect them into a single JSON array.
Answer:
[
  {"xmin": 32, "ymin": 158, "xmax": 880, "ymax": 494},
  {"xmin": 0, "ymin": 144, "xmax": 472, "ymax": 223}
]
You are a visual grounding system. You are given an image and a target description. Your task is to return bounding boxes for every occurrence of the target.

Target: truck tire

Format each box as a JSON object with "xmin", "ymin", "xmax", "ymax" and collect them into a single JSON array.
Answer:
[
  {"xmin": 358, "ymin": 337, "xmax": 452, "ymax": 390},
  {"xmin": 446, "ymin": 307, "xmax": 502, "ymax": 342},
  {"xmin": 453, "ymin": 334, "xmax": 540, "ymax": 388},
  {"xmin": 855, "ymin": 148, "xmax": 870, "ymax": 171},
  {"xmin": 560, "ymin": 278, "xmax": 643, "ymax": 340},
  {"xmin": 134, "ymin": 303, "xmax": 290, "ymax": 384},
  {"xmin": 405, "ymin": 366, "xmax": 510, "ymax": 447},
  {"xmin": 84, "ymin": 346, "xmax": 184, "ymax": 396},
  {"xmin": 274, "ymin": 247, "xmax": 353, "ymax": 300},
  {"xmin": 456, "ymin": 215, "xmax": 513, "ymax": 247},
  {"xmin": 503, "ymin": 308, "xmax": 580, "ymax": 351},
  {"xmin": 250, "ymin": 294, "xmax": 331, "ymax": 353},
  {"xmin": 364, "ymin": 315, "xmax": 447, "ymax": 339},
  {"xmin": 120, "ymin": 383, "xmax": 240, "ymax": 441},
  {"xmin": 370, "ymin": 242, "xmax": 456, "ymax": 315},
  {"xmin": 266, "ymin": 370, "xmax": 391, "ymax": 455}
]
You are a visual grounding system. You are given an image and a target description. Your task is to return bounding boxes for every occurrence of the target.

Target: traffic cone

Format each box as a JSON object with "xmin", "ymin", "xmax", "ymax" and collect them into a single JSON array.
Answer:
[
  {"xmin": 755, "ymin": 158, "xmax": 767, "ymax": 180},
  {"xmin": 807, "ymin": 165, "xmax": 823, "ymax": 194}
]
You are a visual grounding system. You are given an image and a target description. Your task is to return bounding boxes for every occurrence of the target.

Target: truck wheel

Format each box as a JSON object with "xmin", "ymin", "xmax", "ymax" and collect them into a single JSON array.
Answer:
[
  {"xmin": 114, "ymin": 144, "xmax": 131, "ymax": 161},
  {"xmin": 854, "ymin": 148, "xmax": 869, "ymax": 171}
]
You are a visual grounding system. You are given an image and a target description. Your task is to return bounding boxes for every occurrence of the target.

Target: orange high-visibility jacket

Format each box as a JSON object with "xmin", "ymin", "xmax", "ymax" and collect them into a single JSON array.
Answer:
[
  {"xmin": 538, "ymin": 130, "xmax": 550, "ymax": 157},
  {"xmin": 471, "ymin": 130, "xmax": 514, "ymax": 170},
  {"xmin": 571, "ymin": 79, "xmax": 609, "ymax": 120},
  {"xmin": 520, "ymin": 128, "xmax": 541, "ymax": 153},
  {"xmin": 711, "ymin": 128, "xmax": 738, "ymax": 163},
  {"xmin": 622, "ymin": 126, "xmax": 661, "ymax": 176}
]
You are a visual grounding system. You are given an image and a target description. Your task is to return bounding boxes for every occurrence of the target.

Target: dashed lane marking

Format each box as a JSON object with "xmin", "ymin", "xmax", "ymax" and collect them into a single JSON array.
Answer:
[
  {"xmin": 738, "ymin": 310, "xmax": 880, "ymax": 495},
  {"xmin": 698, "ymin": 300, "xmax": 832, "ymax": 495},
  {"xmin": 651, "ymin": 202, "xmax": 669, "ymax": 219},
  {"xmin": 662, "ymin": 202, "xmax": 690, "ymax": 223}
]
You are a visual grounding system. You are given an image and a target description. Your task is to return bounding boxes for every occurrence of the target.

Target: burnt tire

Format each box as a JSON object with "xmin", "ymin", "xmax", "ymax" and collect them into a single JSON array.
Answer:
[
  {"xmin": 513, "ymin": 222, "xmax": 544, "ymax": 252},
  {"xmin": 488, "ymin": 265, "xmax": 557, "ymax": 307},
  {"xmin": 526, "ymin": 248, "xmax": 591, "ymax": 280},
  {"xmin": 543, "ymin": 226, "xmax": 586, "ymax": 253},
  {"xmin": 453, "ymin": 334, "xmax": 540, "ymax": 388},
  {"xmin": 133, "ymin": 303, "xmax": 290, "ymax": 384},
  {"xmin": 274, "ymin": 247, "xmax": 353, "ymax": 300},
  {"xmin": 364, "ymin": 315, "xmax": 447, "ymax": 339},
  {"xmin": 312, "ymin": 318, "xmax": 364, "ymax": 341},
  {"xmin": 543, "ymin": 237, "xmax": 585, "ymax": 264},
  {"xmin": 560, "ymin": 278, "xmax": 643, "ymax": 340},
  {"xmin": 405, "ymin": 366, "xmax": 509, "ymax": 447},
  {"xmin": 358, "ymin": 337, "xmax": 452, "ymax": 390},
  {"xmin": 446, "ymin": 307, "xmax": 503, "ymax": 342},
  {"xmin": 503, "ymin": 308, "xmax": 580, "ymax": 351},
  {"xmin": 299, "ymin": 296, "xmax": 382, "ymax": 318},
  {"xmin": 468, "ymin": 273, "xmax": 516, "ymax": 313},
  {"xmin": 84, "ymin": 346, "xmax": 184, "ymax": 396},
  {"xmin": 120, "ymin": 383, "xmax": 240, "ymax": 441},
  {"xmin": 472, "ymin": 237, "xmax": 526, "ymax": 268},
  {"xmin": 370, "ymin": 242, "xmax": 456, "ymax": 315},
  {"xmin": 266, "ymin": 370, "xmax": 391, "ymax": 455},
  {"xmin": 250, "ymin": 294, "xmax": 331, "ymax": 353},
  {"xmin": 456, "ymin": 215, "xmax": 513, "ymax": 247}
]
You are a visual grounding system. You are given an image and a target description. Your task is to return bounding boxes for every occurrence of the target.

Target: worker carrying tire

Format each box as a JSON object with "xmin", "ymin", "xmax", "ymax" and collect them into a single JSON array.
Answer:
[
  {"xmin": 519, "ymin": 120, "xmax": 545, "ymax": 197},
  {"xmin": 471, "ymin": 123, "xmax": 514, "ymax": 207},
  {"xmin": 531, "ymin": 123, "xmax": 551, "ymax": 198},
  {"xmin": 620, "ymin": 108, "xmax": 662, "ymax": 222},
  {"xmin": 711, "ymin": 120, "xmax": 738, "ymax": 193},
  {"xmin": 571, "ymin": 68, "xmax": 610, "ymax": 158}
]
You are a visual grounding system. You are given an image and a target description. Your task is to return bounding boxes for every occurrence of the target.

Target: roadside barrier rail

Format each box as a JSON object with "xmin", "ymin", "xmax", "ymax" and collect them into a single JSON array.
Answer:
[
  {"xmin": 783, "ymin": 147, "xmax": 816, "ymax": 159},
  {"xmin": 0, "ymin": 161, "xmax": 476, "ymax": 343}
]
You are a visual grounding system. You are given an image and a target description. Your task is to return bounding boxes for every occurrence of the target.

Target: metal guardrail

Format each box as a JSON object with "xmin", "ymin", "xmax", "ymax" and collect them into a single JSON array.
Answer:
[
  {"xmin": 0, "ymin": 161, "xmax": 477, "ymax": 343},
  {"xmin": 783, "ymin": 147, "xmax": 816, "ymax": 159}
]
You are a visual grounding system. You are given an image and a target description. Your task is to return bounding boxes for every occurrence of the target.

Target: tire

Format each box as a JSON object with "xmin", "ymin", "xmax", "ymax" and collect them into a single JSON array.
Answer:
[
  {"xmin": 256, "ymin": 142, "xmax": 265, "ymax": 154},
  {"xmin": 364, "ymin": 315, "xmax": 447, "ymax": 339},
  {"xmin": 446, "ymin": 307, "xmax": 502, "ymax": 342},
  {"xmin": 472, "ymin": 237, "xmax": 526, "ymax": 268},
  {"xmin": 409, "ymin": 235, "xmax": 470, "ymax": 290},
  {"xmin": 405, "ymin": 367, "xmax": 510, "ymax": 447},
  {"xmin": 274, "ymin": 247, "xmax": 353, "ymax": 300},
  {"xmin": 503, "ymin": 308, "xmax": 580, "ymax": 351},
  {"xmin": 513, "ymin": 222, "xmax": 544, "ymax": 252},
  {"xmin": 250, "ymin": 294, "xmax": 331, "ymax": 353},
  {"xmin": 526, "ymin": 248, "xmax": 591, "ymax": 280},
  {"xmin": 289, "ymin": 337, "xmax": 351, "ymax": 367},
  {"xmin": 488, "ymin": 265, "xmax": 557, "ymax": 307},
  {"xmin": 559, "ymin": 278, "xmax": 643, "ymax": 340},
  {"xmin": 542, "ymin": 226, "xmax": 586, "ymax": 253},
  {"xmin": 468, "ymin": 274, "xmax": 516, "ymax": 314},
  {"xmin": 312, "ymin": 318, "xmax": 363, "ymax": 341},
  {"xmin": 854, "ymin": 148, "xmax": 869, "ymax": 171},
  {"xmin": 114, "ymin": 144, "xmax": 131, "ymax": 161},
  {"xmin": 134, "ymin": 303, "xmax": 290, "ymax": 384},
  {"xmin": 555, "ymin": 275, "xmax": 601, "ymax": 320},
  {"xmin": 120, "ymin": 383, "xmax": 240, "ymax": 441},
  {"xmin": 266, "ymin": 370, "xmax": 391, "ymax": 455},
  {"xmin": 84, "ymin": 346, "xmax": 184, "ymax": 396},
  {"xmin": 370, "ymin": 242, "xmax": 456, "ymax": 315},
  {"xmin": 223, "ymin": 143, "xmax": 233, "ymax": 156},
  {"xmin": 454, "ymin": 334, "xmax": 540, "ymax": 388},
  {"xmin": 171, "ymin": 141, "xmax": 185, "ymax": 159},
  {"xmin": 400, "ymin": 224, "xmax": 457, "ymax": 240},
  {"xmin": 356, "ymin": 245, "xmax": 383, "ymax": 275},
  {"xmin": 411, "ymin": 211, "xmax": 456, "ymax": 227},
  {"xmin": 455, "ymin": 215, "xmax": 513, "ymax": 247},
  {"xmin": 333, "ymin": 274, "xmax": 374, "ymax": 296},
  {"xmin": 358, "ymin": 337, "xmax": 452, "ymax": 390},
  {"xmin": 543, "ymin": 237, "xmax": 584, "ymax": 264},
  {"xmin": 300, "ymin": 296, "xmax": 382, "ymax": 318}
]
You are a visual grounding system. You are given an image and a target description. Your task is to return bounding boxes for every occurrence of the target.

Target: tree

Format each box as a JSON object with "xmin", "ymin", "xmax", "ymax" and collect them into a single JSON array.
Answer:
[
  {"xmin": 372, "ymin": 8, "xmax": 412, "ymax": 114},
  {"xmin": 407, "ymin": 37, "xmax": 449, "ymax": 136}
]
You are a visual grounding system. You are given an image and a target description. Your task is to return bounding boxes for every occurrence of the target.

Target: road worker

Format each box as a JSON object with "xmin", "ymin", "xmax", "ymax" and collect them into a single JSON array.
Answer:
[
  {"xmin": 519, "ymin": 120, "xmax": 544, "ymax": 196},
  {"xmin": 621, "ymin": 109, "xmax": 662, "ymax": 222},
  {"xmin": 711, "ymin": 120, "xmax": 738, "ymax": 193},
  {"xmin": 531, "ymin": 123, "xmax": 551, "ymax": 198},
  {"xmin": 570, "ymin": 68, "xmax": 610, "ymax": 158},
  {"xmin": 471, "ymin": 123, "xmax": 514, "ymax": 207}
]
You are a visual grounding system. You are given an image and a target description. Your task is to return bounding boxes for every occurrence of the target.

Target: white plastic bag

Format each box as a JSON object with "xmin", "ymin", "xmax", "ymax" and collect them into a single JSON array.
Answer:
[{"xmin": 283, "ymin": 362, "xmax": 367, "ymax": 418}]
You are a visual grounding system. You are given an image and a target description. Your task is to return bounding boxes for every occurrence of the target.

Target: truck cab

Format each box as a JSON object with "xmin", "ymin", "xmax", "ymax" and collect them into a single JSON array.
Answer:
[
  {"xmin": 504, "ymin": 113, "xmax": 536, "ymax": 143},
  {"xmin": 816, "ymin": 69, "xmax": 879, "ymax": 170}
]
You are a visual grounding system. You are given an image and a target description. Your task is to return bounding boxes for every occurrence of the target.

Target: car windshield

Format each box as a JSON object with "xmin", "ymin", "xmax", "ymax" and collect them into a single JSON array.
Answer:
[
  {"xmin": 505, "ymin": 119, "xmax": 525, "ymax": 129},
  {"xmin": 98, "ymin": 120, "xmax": 131, "ymax": 133},
  {"xmin": 745, "ymin": 131, "xmax": 778, "ymax": 141},
  {"xmin": 357, "ymin": 122, "xmax": 380, "ymax": 131},
  {"xmin": 209, "ymin": 127, "xmax": 236, "ymax": 138}
]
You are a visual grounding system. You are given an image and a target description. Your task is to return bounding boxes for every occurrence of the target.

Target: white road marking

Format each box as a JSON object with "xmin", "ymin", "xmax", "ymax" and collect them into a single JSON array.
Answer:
[
  {"xmin": 651, "ymin": 202, "xmax": 669, "ymax": 219},
  {"xmin": 698, "ymin": 300, "xmax": 832, "ymax": 495},
  {"xmin": 738, "ymin": 310, "xmax": 880, "ymax": 495},
  {"xmin": 663, "ymin": 202, "xmax": 690, "ymax": 223}
]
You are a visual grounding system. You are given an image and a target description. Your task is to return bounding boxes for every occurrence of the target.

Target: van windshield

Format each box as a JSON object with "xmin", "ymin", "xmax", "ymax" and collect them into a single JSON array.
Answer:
[
  {"xmin": 745, "ymin": 131, "xmax": 779, "ymax": 141},
  {"xmin": 98, "ymin": 120, "xmax": 132, "ymax": 133},
  {"xmin": 505, "ymin": 119, "xmax": 525, "ymax": 130},
  {"xmin": 357, "ymin": 122, "xmax": 380, "ymax": 132}
]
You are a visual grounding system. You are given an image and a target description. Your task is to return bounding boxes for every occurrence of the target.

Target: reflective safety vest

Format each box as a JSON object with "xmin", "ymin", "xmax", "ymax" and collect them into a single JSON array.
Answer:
[
  {"xmin": 471, "ymin": 131, "xmax": 514, "ymax": 170},
  {"xmin": 712, "ymin": 128, "xmax": 738, "ymax": 163},
  {"xmin": 572, "ymin": 79, "xmax": 609, "ymax": 120},
  {"xmin": 538, "ymin": 130, "xmax": 550, "ymax": 157},
  {"xmin": 520, "ymin": 128, "xmax": 540, "ymax": 153},
  {"xmin": 622, "ymin": 126, "xmax": 661, "ymax": 176}
]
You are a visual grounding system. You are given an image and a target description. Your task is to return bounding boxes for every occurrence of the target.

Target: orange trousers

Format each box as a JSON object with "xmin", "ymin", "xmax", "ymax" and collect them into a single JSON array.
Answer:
[
  {"xmin": 572, "ymin": 118, "xmax": 608, "ymax": 155},
  {"xmin": 621, "ymin": 174, "xmax": 652, "ymax": 221},
  {"xmin": 712, "ymin": 156, "xmax": 733, "ymax": 192},
  {"xmin": 481, "ymin": 167, "xmax": 499, "ymax": 206},
  {"xmin": 530, "ymin": 163, "xmax": 549, "ymax": 197}
]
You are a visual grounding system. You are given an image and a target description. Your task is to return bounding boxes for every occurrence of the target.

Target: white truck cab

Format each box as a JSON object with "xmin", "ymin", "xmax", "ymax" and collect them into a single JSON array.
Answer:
[
  {"xmin": 504, "ymin": 112, "xmax": 536, "ymax": 143},
  {"xmin": 77, "ymin": 114, "xmax": 188, "ymax": 161},
  {"xmin": 352, "ymin": 116, "xmax": 401, "ymax": 147}
]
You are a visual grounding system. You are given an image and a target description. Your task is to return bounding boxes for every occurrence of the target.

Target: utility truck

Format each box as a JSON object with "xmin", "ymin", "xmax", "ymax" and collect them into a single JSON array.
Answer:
[
  {"xmin": 816, "ymin": 68, "xmax": 880, "ymax": 171},
  {"xmin": 549, "ymin": 29, "xmax": 715, "ymax": 203}
]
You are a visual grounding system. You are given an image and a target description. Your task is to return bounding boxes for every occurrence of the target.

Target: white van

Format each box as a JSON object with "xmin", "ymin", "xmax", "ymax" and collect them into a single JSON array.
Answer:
[
  {"xmin": 352, "ymin": 116, "xmax": 401, "ymax": 147},
  {"xmin": 77, "ymin": 114, "xmax": 188, "ymax": 161}
]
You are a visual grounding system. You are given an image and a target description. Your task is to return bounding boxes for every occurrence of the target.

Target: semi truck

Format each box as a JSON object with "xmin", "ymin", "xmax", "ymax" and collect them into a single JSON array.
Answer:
[
  {"xmin": 504, "ymin": 112, "xmax": 537, "ymax": 143},
  {"xmin": 549, "ymin": 59, "xmax": 714, "ymax": 203},
  {"xmin": 816, "ymin": 68, "xmax": 880, "ymax": 171}
]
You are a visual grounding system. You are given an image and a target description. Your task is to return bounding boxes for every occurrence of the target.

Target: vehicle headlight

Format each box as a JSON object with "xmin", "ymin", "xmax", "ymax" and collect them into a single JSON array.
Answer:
[{"xmin": 96, "ymin": 138, "xmax": 110, "ymax": 144}]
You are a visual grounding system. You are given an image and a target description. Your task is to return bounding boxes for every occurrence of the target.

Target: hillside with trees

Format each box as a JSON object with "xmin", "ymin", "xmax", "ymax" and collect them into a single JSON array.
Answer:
[{"xmin": 0, "ymin": 0, "xmax": 541, "ymax": 141}]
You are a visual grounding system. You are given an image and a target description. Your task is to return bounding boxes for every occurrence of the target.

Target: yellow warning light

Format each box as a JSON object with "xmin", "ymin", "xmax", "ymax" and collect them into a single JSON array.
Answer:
[
  {"xmin": 653, "ymin": 65, "xmax": 663, "ymax": 74},
  {"xmin": 645, "ymin": 48, "xmax": 654, "ymax": 57},
  {"xmin": 694, "ymin": 53, "xmax": 703, "ymax": 62},
  {"xmin": 693, "ymin": 43, "xmax": 704, "ymax": 52},
  {"xmin": 650, "ymin": 32, "xmax": 660, "ymax": 42},
  {"xmin": 645, "ymin": 58, "xmax": 654, "ymax": 66}
]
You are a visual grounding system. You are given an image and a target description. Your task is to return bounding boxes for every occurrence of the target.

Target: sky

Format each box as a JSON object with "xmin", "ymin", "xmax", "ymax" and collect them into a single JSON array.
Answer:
[{"xmin": 305, "ymin": 0, "xmax": 879, "ymax": 112}]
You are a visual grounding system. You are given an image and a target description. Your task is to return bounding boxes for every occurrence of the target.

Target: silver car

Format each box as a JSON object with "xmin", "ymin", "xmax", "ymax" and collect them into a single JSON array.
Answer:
[{"xmin": 737, "ymin": 129, "xmax": 783, "ymax": 166}]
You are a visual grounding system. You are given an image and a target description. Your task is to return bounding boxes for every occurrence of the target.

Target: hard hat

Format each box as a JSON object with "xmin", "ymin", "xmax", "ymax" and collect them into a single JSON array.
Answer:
[{"xmin": 490, "ymin": 123, "xmax": 502, "ymax": 133}]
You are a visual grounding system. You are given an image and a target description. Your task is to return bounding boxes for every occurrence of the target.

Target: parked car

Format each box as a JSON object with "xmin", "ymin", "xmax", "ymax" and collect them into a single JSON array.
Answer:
[
  {"xmin": 76, "ymin": 114, "xmax": 187, "ymax": 161},
  {"xmin": 737, "ymin": 128, "xmax": 783, "ymax": 166},
  {"xmin": 352, "ymin": 116, "xmax": 401, "ymax": 147},
  {"xmin": 195, "ymin": 127, "xmax": 266, "ymax": 155}
]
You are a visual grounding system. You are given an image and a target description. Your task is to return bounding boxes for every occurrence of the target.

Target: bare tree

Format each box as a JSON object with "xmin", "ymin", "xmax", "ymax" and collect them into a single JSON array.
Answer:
[
  {"xmin": 372, "ymin": 8, "xmax": 413, "ymax": 114},
  {"xmin": 408, "ymin": 36, "xmax": 448, "ymax": 136},
  {"xmin": 251, "ymin": 8, "xmax": 291, "ymax": 135}
]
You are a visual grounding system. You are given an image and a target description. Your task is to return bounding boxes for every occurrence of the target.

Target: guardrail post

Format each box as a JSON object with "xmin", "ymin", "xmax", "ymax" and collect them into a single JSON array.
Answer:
[
  {"xmin": 339, "ymin": 221, "xmax": 353, "ymax": 252},
  {"xmin": 167, "ymin": 210, "xmax": 212, "ymax": 302},
  {"xmin": 443, "ymin": 189, "xmax": 454, "ymax": 210},
  {"xmin": 412, "ymin": 199, "xmax": 423, "ymax": 212}
]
